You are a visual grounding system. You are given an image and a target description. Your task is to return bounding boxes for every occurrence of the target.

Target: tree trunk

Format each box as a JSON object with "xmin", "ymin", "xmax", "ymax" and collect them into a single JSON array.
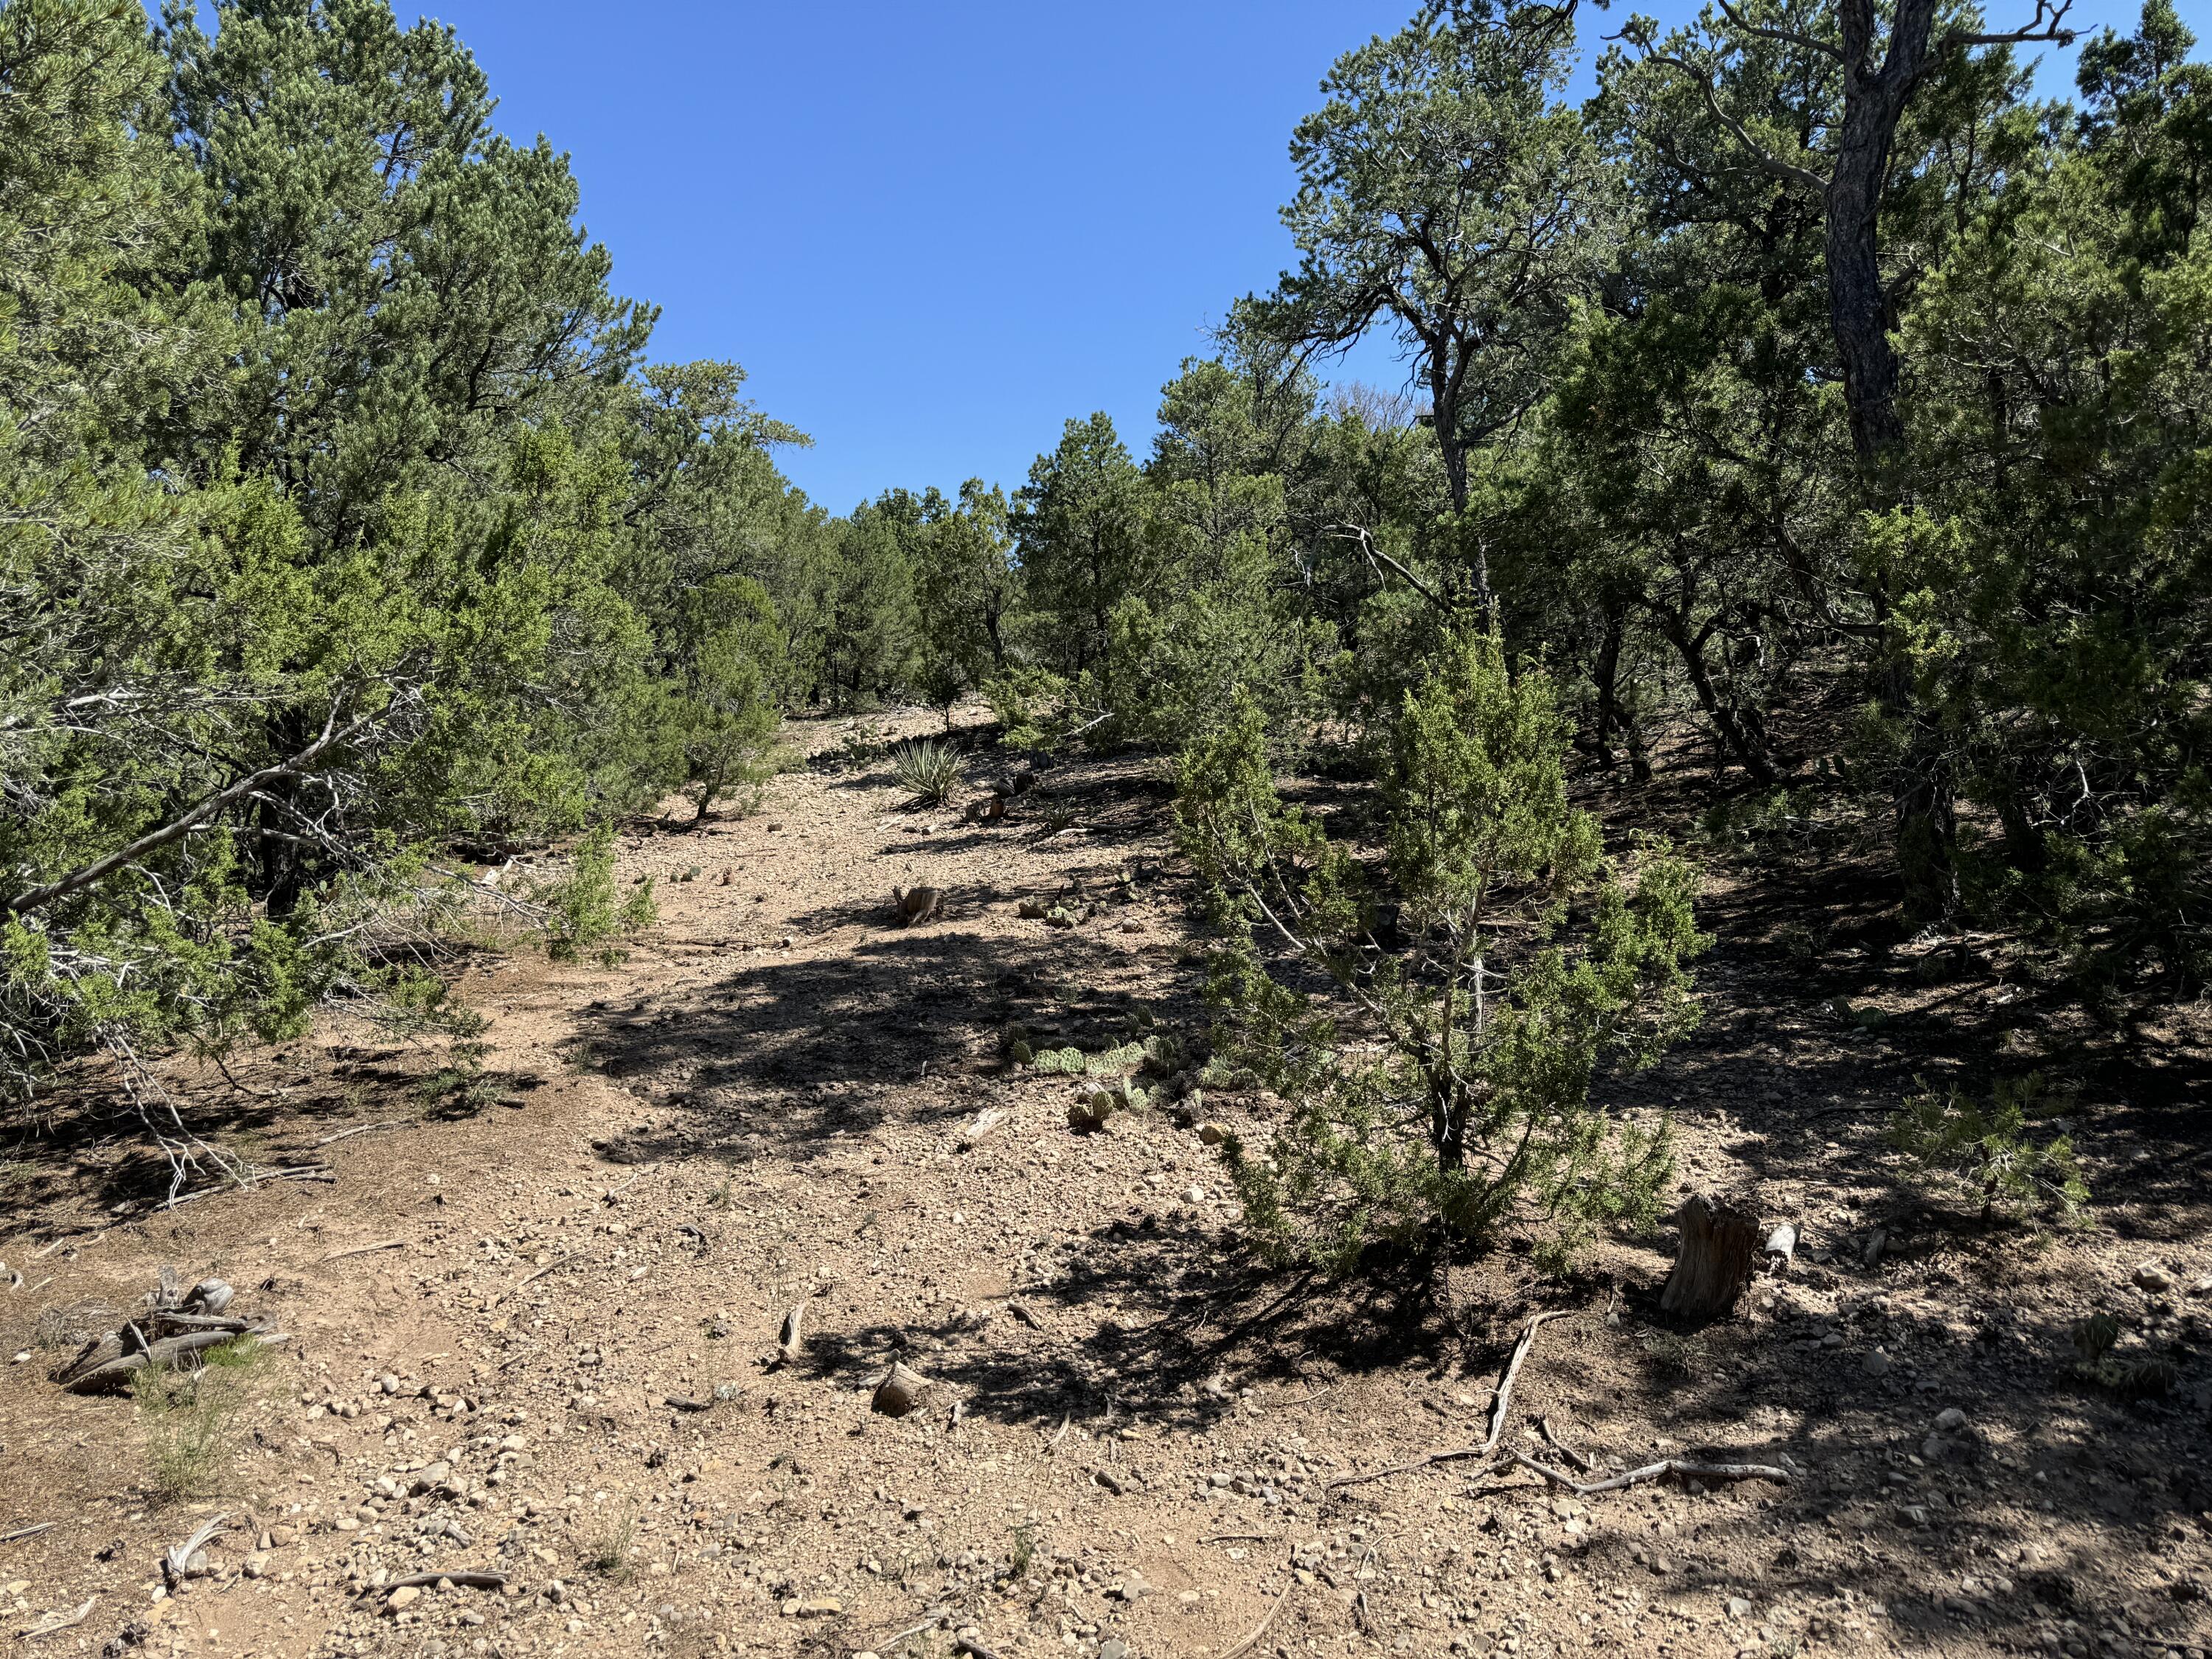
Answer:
[
  {"xmin": 1660, "ymin": 1192, "xmax": 1760, "ymax": 1319},
  {"xmin": 1655, "ymin": 608, "xmax": 1779, "ymax": 787}
]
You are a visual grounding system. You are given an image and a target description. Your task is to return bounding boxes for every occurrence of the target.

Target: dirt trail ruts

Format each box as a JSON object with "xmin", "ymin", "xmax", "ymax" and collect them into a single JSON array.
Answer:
[{"xmin": 1, "ymin": 708, "xmax": 2208, "ymax": 1659}]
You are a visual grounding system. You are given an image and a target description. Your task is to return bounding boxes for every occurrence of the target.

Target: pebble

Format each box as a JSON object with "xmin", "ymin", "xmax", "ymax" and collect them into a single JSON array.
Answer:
[
  {"xmin": 1863, "ymin": 1349, "xmax": 1893, "ymax": 1378},
  {"xmin": 2135, "ymin": 1262, "xmax": 2173, "ymax": 1292},
  {"xmin": 386, "ymin": 1587, "xmax": 421, "ymax": 1613},
  {"xmin": 1727, "ymin": 1596, "xmax": 1753, "ymax": 1619},
  {"xmin": 1099, "ymin": 1644, "xmax": 1129, "ymax": 1659},
  {"xmin": 1935, "ymin": 1407, "xmax": 1967, "ymax": 1431}
]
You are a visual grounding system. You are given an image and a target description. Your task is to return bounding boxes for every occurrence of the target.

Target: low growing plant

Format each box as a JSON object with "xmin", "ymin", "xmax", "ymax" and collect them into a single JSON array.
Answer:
[
  {"xmin": 539, "ymin": 824, "xmax": 656, "ymax": 964},
  {"xmin": 1176, "ymin": 627, "xmax": 1705, "ymax": 1275},
  {"xmin": 892, "ymin": 738, "xmax": 964, "ymax": 807},
  {"xmin": 1886, "ymin": 1073, "xmax": 2089, "ymax": 1225}
]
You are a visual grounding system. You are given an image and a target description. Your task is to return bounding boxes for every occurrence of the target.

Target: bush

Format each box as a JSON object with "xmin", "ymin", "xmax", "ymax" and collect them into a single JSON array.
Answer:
[
  {"xmin": 1886, "ymin": 1074, "xmax": 2090, "ymax": 1225},
  {"xmin": 1178, "ymin": 627, "xmax": 1705, "ymax": 1274},
  {"xmin": 134, "ymin": 1338, "xmax": 272, "ymax": 1503},
  {"xmin": 892, "ymin": 738, "xmax": 964, "ymax": 807},
  {"xmin": 540, "ymin": 824, "xmax": 656, "ymax": 964}
]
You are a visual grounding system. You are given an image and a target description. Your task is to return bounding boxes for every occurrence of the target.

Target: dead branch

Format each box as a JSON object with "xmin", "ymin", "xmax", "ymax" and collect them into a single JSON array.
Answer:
[
  {"xmin": 18, "ymin": 1596, "xmax": 95, "ymax": 1639},
  {"xmin": 1539, "ymin": 1416, "xmax": 1591, "ymax": 1472},
  {"xmin": 380, "ymin": 1570, "xmax": 507, "ymax": 1592},
  {"xmin": 1327, "ymin": 1310, "xmax": 1571, "ymax": 1490},
  {"xmin": 0, "ymin": 1523, "xmax": 56, "ymax": 1544},
  {"xmin": 1507, "ymin": 1450, "xmax": 1792, "ymax": 1496},
  {"xmin": 1221, "ymin": 1585, "xmax": 1291, "ymax": 1659},
  {"xmin": 321, "ymin": 1239, "xmax": 405, "ymax": 1263},
  {"xmin": 314, "ymin": 1121, "xmax": 406, "ymax": 1148}
]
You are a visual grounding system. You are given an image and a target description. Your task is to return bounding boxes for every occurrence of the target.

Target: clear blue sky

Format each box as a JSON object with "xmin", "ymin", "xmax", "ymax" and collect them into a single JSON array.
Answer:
[{"xmin": 384, "ymin": 1, "xmax": 2184, "ymax": 513}]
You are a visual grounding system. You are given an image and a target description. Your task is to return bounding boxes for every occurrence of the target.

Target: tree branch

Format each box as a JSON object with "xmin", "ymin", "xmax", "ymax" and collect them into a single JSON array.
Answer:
[{"xmin": 3, "ymin": 694, "xmax": 402, "ymax": 919}]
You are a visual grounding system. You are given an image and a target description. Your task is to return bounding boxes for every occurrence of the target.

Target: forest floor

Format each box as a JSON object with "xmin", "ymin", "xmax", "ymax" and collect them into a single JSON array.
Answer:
[{"xmin": 2, "ymin": 709, "xmax": 2210, "ymax": 1659}]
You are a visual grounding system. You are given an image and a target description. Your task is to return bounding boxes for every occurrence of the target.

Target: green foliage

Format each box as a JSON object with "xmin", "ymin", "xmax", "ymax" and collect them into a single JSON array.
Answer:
[
  {"xmin": 1179, "ymin": 629, "xmax": 1704, "ymax": 1274},
  {"xmin": 891, "ymin": 738, "xmax": 964, "ymax": 808},
  {"xmin": 1886, "ymin": 1074, "xmax": 2091, "ymax": 1225},
  {"xmin": 2069, "ymin": 1310, "xmax": 2179, "ymax": 1397},
  {"xmin": 539, "ymin": 824, "xmax": 655, "ymax": 964},
  {"xmin": 133, "ymin": 1336, "xmax": 273, "ymax": 1504}
]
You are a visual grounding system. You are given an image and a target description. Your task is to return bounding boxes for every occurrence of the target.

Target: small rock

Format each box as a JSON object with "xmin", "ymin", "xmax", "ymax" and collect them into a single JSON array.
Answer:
[
  {"xmin": 386, "ymin": 1586, "xmax": 422, "ymax": 1613},
  {"xmin": 1113, "ymin": 1571, "xmax": 1152, "ymax": 1600},
  {"xmin": 241, "ymin": 1554, "xmax": 270, "ymax": 1580},
  {"xmin": 2135, "ymin": 1262, "xmax": 2173, "ymax": 1293},
  {"xmin": 1897, "ymin": 1504, "xmax": 1931, "ymax": 1528},
  {"xmin": 1863, "ymin": 1228, "xmax": 1888, "ymax": 1268},
  {"xmin": 1183, "ymin": 1185, "xmax": 1206, "ymax": 1205},
  {"xmin": 1197, "ymin": 1123, "xmax": 1226, "ymax": 1147},
  {"xmin": 1728, "ymin": 1596, "xmax": 1753, "ymax": 1619},
  {"xmin": 1863, "ymin": 1349, "xmax": 1893, "ymax": 1379},
  {"xmin": 1935, "ymin": 1407, "xmax": 1968, "ymax": 1432},
  {"xmin": 1099, "ymin": 1644, "xmax": 1130, "ymax": 1659}
]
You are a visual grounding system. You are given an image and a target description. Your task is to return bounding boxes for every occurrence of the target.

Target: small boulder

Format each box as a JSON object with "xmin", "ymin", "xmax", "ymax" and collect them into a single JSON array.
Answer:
[{"xmin": 2134, "ymin": 1262, "xmax": 2173, "ymax": 1293}]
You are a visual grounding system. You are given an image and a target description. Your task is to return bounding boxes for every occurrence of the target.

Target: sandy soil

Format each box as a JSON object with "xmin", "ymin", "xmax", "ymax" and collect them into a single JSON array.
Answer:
[{"xmin": 1, "ymin": 709, "xmax": 2208, "ymax": 1659}]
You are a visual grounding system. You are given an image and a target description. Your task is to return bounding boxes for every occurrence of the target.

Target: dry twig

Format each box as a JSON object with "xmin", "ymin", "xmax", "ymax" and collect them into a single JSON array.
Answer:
[
  {"xmin": 1507, "ymin": 1450, "xmax": 1792, "ymax": 1495},
  {"xmin": 1329, "ymin": 1310, "xmax": 1568, "ymax": 1491}
]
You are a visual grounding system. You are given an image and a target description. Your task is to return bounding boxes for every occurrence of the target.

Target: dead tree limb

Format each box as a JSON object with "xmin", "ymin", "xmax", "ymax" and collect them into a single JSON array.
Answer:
[
  {"xmin": 1328, "ymin": 1310, "xmax": 1570, "ymax": 1490},
  {"xmin": 1507, "ymin": 1450, "xmax": 1792, "ymax": 1496}
]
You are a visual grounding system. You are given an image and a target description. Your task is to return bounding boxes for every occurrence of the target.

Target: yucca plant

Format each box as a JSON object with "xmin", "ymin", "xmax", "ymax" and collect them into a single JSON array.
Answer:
[{"xmin": 894, "ymin": 739, "xmax": 964, "ymax": 807}]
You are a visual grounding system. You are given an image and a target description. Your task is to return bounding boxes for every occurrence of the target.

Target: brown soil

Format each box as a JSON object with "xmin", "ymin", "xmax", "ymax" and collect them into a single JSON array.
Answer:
[{"xmin": 1, "ymin": 709, "xmax": 2208, "ymax": 1659}]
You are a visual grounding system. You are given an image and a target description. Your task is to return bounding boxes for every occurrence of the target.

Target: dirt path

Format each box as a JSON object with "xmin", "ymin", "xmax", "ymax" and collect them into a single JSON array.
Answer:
[{"xmin": 1, "ymin": 712, "xmax": 2208, "ymax": 1659}]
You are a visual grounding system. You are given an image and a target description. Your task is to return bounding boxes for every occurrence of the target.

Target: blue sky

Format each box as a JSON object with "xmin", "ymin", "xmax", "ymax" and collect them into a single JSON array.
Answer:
[{"xmin": 397, "ymin": 0, "xmax": 2183, "ymax": 514}]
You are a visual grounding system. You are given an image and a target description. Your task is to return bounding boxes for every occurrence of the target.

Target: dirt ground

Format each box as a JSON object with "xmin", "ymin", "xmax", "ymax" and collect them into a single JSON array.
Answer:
[{"xmin": 2, "ymin": 709, "xmax": 2209, "ymax": 1659}]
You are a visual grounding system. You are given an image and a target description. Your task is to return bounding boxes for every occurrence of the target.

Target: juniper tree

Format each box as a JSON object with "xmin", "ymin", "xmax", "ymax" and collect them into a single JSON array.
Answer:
[{"xmin": 1177, "ymin": 628, "xmax": 1704, "ymax": 1274}]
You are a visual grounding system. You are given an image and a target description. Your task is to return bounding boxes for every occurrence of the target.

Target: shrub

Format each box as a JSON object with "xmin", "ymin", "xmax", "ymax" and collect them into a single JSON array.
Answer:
[
  {"xmin": 540, "ymin": 824, "xmax": 657, "ymax": 964},
  {"xmin": 1177, "ymin": 627, "xmax": 1705, "ymax": 1274},
  {"xmin": 892, "ymin": 738, "xmax": 964, "ymax": 807},
  {"xmin": 1887, "ymin": 1074, "xmax": 2090, "ymax": 1225},
  {"xmin": 134, "ymin": 1337, "xmax": 272, "ymax": 1503}
]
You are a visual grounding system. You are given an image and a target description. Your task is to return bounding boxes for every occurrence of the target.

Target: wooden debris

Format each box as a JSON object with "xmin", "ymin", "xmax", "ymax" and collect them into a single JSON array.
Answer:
[
  {"xmin": 1539, "ymin": 1416, "xmax": 1592, "ymax": 1472},
  {"xmin": 313, "ymin": 1120, "xmax": 406, "ymax": 1148},
  {"xmin": 1507, "ymin": 1450, "xmax": 1792, "ymax": 1496},
  {"xmin": 321, "ymin": 1239, "xmax": 406, "ymax": 1264},
  {"xmin": 18, "ymin": 1596, "xmax": 94, "ymax": 1639},
  {"xmin": 775, "ymin": 1301, "xmax": 807, "ymax": 1366},
  {"xmin": 1328, "ymin": 1310, "xmax": 1568, "ymax": 1490},
  {"xmin": 872, "ymin": 1362, "xmax": 932, "ymax": 1418},
  {"xmin": 1221, "ymin": 1585, "xmax": 1291, "ymax": 1659},
  {"xmin": 957, "ymin": 1107, "xmax": 1011, "ymax": 1150},
  {"xmin": 1660, "ymin": 1193, "xmax": 1759, "ymax": 1318},
  {"xmin": 380, "ymin": 1570, "xmax": 507, "ymax": 1592},
  {"xmin": 0, "ymin": 1522, "xmax": 56, "ymax": 1545}
]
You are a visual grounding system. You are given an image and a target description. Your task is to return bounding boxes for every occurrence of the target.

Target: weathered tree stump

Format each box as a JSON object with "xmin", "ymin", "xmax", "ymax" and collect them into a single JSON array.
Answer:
[{"xmin": 1660, "ymin": 1193, "xmax": 1759, "ymax": 1318}]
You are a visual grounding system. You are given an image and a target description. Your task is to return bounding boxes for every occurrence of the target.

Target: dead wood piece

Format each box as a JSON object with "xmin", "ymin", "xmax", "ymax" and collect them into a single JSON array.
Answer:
[
  {"xmin": 18, "ymin": 1596, "xmax": 95, "ymax": 1639},
  {"xmin": 1508, "ymin": 1450, "xmax": 1792, "ymax": 1497},
  {"xmin": 1763, "ymin": 1222, "xmax": 1799, "ymax": 1267},
  {"xmin": 1221, "ymin": 1586, "xmax": 1291, "ymax": 1659},
  {"xmin": 315, "ymin": 1120, "xmax": 407, "ymax": 1148},
  {"xmin": 61, "ymin": 1329, "xmax": 281, "ymax": 1395},
  {"xmin": 1539, "ymin": 1416, "xmax": 1591, "ymax": 1473},
  {"xmin": 664, "ymin": 1395, "xmax": 712, "ymax": 1413},
  {"xmin": 951, "ymin": 1640, "xmax": 1004, "ymax": 1659},
  {"xmin": 892, "ymin": 886, "xmax": 944, "ymax": 926},
  {"xmin": 1091, "ymin": 1467, "xmax": 1125, "ymax": 1495},
  {"xmin": 872, "ymin": 1362, "xmax": 933, "ymax": 1418},
  {"xmin": 1660, "ymin": 1193, "xmax": 1760, "ymax": 1318},
  {"xmin": 1328, "ymin": 1310, "xmax": 1569, "ymax": 1491},
  {"xmin": 957, "ymin": 1107, "xmax": 1012, "ymax": 1150},
  {"xmin": 0, "ymin": 1522, "xmax": 56, "ymax": 1544},
  {"xmin": 380, "ymin": 1570, "xmax": 507, "ymax": 1592},
  {"xmin": 321, "ymin": 1239, "xmax": 406, "ymax": 1264},
  {"xmin": 1200, "ymin": 1531, "xmax": 1279, "ymax": 1544},
  {"xmin": 164, "ymin": 1514, "xmax": 229, "ymax": 1585},
  {"xmin": 775, "ymin": 1301, "xmax": 807, "ymax": 1365}
]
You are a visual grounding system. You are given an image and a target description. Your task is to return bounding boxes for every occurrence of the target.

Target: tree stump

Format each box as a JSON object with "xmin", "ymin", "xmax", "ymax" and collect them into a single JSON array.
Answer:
[{"xmin": 1660, "ymin": 1193, "xmax": 1759, "ymax": 1318}]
